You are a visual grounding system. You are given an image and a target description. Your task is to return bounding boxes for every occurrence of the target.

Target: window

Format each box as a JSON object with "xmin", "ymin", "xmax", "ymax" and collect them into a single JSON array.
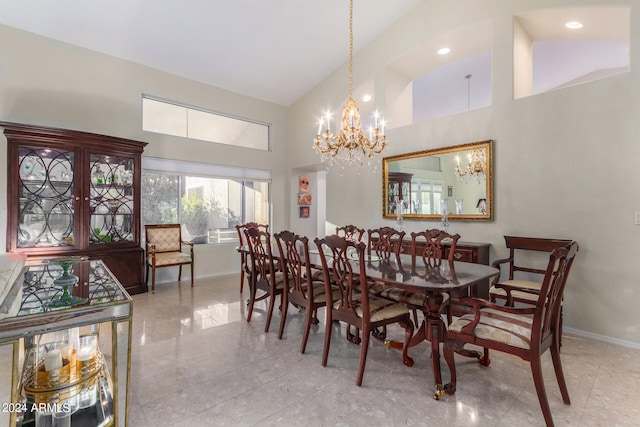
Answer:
[
  {"xmin": 142, "ymin": 96, "xmax": 270, "ymax": 151},
  {"xmin": 142, "ymin": 158, "xmax": 270, "ymax": 245},
  {"xmin": 411, "ymin": 180, "xmax": 444, "ymax": 215}
]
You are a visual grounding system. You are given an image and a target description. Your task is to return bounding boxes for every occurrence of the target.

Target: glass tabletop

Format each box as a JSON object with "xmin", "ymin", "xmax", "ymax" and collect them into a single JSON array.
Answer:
[{"xmin": 0, "ymin": 259, "xmax": 132, "ymax": 343}]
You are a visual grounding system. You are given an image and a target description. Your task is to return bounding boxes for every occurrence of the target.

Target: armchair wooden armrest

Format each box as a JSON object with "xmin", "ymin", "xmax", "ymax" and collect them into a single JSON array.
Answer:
[
  {"xmin": 493, "ymin": 282, "xmax": 540, "ymax": 306},
  {"xmin": 457, "ymin": 296, "xmax": 536, "ymax": 335}
]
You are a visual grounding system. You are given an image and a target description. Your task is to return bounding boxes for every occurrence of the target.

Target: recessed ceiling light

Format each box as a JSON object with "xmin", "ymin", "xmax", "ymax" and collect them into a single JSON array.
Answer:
[
  {"xmin": 437, "ymin": 47, "xmax": 451, "ymax": 55},
  {"xmin": 565, "ymin": 21, "xmax": 583, "ymax": 29},
  {"xmin": 362, "ymin": 94, "xmax": 372, "ymax": 102}
]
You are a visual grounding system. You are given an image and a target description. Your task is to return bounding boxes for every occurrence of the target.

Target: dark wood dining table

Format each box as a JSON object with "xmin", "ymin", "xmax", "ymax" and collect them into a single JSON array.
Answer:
[{"xmin": 239, "ymin": 245, "xmax": 499, "ymax": 400}]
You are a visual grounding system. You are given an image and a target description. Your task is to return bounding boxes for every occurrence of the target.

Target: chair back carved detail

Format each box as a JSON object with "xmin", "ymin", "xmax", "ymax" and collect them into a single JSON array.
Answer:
[
  {"xmin": 367, "ymin": 227, "xmax": 405, "ymax": 261},
  {"xmin": 410, "ymin": 229, "xmax": 461, "ymax": 269},
  {"xmin": 336, "ymin": 225, "xmax": 365, "ymax": 242}
]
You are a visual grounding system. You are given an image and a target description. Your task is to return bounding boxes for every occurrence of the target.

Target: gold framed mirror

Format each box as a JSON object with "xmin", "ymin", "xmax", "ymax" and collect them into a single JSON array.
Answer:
[{"xmin": 382, "ymin": 140, "xmax": 493, "ymax": 221}]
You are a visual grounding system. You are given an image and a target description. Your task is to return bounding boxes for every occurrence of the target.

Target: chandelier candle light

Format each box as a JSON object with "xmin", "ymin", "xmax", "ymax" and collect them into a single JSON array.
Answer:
[
  {"xmin": 454, "ymin": 147, "xmax": 487, "ymax": 183},
  {"xmin": 313, "ymin": 0, "xmax": 388, "ymax": 168}
]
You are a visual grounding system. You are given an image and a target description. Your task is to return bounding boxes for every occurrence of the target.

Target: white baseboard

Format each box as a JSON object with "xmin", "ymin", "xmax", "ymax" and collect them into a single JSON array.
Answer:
[{"xmin": 564, "ymin": 327, "xmax": 640, "ymax": 350}]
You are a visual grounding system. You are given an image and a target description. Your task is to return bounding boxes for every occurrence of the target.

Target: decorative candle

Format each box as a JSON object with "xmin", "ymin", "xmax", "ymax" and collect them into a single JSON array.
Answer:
[
  {"xmin": 59, "ymin": 344, "xmax": 72, "ymax": 359},
  {"xmin": 317, "ymin": 118, "xmax": 323, "ymax": 135},
  {"xmin": 76, "ymin": 347, "xmax": 93, "ymax": 362},
  {"xmin": 44, "ymin": 349, "xmax": 63, "ymax": 371},
  {"xmin": 374, "ymin": 111, "xmax": 379, "ymax": 129},
  {"xmin": 325, "ymin": 112, "xmax": 331, "ymax": 132}
]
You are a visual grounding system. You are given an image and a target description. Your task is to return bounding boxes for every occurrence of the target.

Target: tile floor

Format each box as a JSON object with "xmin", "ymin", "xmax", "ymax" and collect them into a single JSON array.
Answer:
[{"xmin": 122, "ymin": 274, "xmax": 640, "ymax": 426}]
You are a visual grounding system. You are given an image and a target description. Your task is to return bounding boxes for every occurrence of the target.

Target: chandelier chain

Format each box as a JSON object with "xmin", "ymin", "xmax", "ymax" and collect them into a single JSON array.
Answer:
[{"xmin": 349, "ymin": 0, "xmax": 353, "ymax": 99}]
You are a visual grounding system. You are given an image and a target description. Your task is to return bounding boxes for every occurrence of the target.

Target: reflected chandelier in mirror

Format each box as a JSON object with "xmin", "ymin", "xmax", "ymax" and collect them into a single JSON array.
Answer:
[{"xmin": 382, "ymin": 140, "xmax": 493, "ymax": 221}]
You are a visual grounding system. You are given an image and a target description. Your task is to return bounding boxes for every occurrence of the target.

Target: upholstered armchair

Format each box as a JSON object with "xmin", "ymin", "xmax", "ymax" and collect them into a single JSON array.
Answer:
[
  {"xmin": 443, "ymin": 242, "xmax": 578, "ymax": 427},
  {"xmin": 145, "ymin": 224, "xmax": 194, "ymax": 293}
]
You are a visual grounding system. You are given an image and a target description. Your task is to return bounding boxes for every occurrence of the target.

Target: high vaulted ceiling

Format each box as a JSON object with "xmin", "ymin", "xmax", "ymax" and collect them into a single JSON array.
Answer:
[{"xmin": 0, "ymin": 0, "xmax": 420, "ymax": 106}]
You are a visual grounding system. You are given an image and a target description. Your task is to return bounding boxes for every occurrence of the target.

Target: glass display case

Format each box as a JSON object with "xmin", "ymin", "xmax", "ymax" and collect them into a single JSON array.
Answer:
[
  {"xmin": 3, "ymin": 122, "xmax": 148, "ymax": 295},
  {"xmin": 387, "ymin": 172, "xmax": 413, "ymax": 215},
  {"xmin": 0, "ymin": 258, "xmax": 132, "ymax": 427}
]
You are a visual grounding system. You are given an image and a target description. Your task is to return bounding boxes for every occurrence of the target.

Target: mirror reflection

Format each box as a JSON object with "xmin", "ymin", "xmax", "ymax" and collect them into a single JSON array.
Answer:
[{"xmin": 382, "ymin": 140, "xmax": 493, "ymax": 221}]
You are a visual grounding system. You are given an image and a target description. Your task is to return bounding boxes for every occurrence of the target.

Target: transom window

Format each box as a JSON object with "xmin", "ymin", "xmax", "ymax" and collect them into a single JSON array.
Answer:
[{"xmin": 142, "ymin": 96, "xmax": 270, "ymax": 151}]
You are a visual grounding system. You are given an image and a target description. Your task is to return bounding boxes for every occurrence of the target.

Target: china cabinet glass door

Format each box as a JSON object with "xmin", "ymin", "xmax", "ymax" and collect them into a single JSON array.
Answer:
[
  {"xmin": 89, "ymin": 153, "xmax": 135, "ymax": 246},
  {"xmin": 18, "ymin": 147, "xmax": 75, "ymax": 248}
]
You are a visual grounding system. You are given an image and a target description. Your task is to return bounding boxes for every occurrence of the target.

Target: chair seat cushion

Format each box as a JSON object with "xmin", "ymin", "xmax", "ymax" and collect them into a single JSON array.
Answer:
[
  {"xmin": 299, "ymin": 280, "xmax": 341, "ymax": 303},
  {"xmin": 448, "ymin": 308, "xmax": 533, "ymax": 349},
  {"xmin": 489, "ymin": 279, "xmax": 541, "ymax": 302},
  {"xmin": 334, "ymin": 294, "xmax": 410, "ymax": 322},
  {"xmin": 148, "ymin": 251, "xmax": 192, "ymax": 266}
]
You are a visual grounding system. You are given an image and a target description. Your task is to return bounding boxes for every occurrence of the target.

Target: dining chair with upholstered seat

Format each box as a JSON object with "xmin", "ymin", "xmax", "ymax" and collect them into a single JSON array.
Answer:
[
  {"xmin": 314, "ymin": 235, "xmax": 414, "ymax": 386},
  {"xmin": 443, "ymin": 241, "xmax": 578, "ymax": 427},
  {"xmin": 244, "ymin": 227, "xmax": 285, "ymax": 333},
  {"xmin": 145, "ymin": 224, "xmax": 194, "ymax": 294},
  {"xmin": 489, "ymin": 235, "xmax": 573, "ymax": 346},
  {"xmin": 274, "ymin": 230, "xmax": 341, "ymax": 353},
  {"xmin": 235, "ymin": 222, "xmax": 269, "ymax": 293},
  {"xmin": 357, "ymin": 226, "xmax": 406, "ymax": 341},
  {"xmin": 336, "ymin": 225, "xmax": 365, "ymax": 242}
]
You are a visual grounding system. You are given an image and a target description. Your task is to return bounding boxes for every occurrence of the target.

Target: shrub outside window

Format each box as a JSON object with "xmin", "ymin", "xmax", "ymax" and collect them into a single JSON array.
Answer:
[{"xmin": 142, "ymin": 173, "xmax": 269, "ymax": 244}]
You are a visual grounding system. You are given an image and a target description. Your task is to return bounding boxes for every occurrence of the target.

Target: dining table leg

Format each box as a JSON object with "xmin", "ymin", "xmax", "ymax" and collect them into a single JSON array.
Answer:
[
  {"xmin": 386, "ymin": 292, "xmax": 447, "ymax": 399},
  {"xmin": 423, "ymin": 292, "xmax": 447, "ymax": 399}
]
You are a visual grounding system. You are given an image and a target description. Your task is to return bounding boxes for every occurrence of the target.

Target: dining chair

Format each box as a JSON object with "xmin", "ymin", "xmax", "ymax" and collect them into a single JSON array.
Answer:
[
  {"xmin": 314, "ymin": 235, "xmax": 414, "ymax": 386},
  {"xmin": 443, "ymin": 241, "xmax": 578, "ymax": 427},
  {"xmin": 336, "ymin": 225, "xmax": 365, "ymax": 242},
  {"xmin": 235, "ymin": 222, "xmax": 269, "ymax": 293},
  {"xmin": 365, "ymin": 226, "xmax": 405, "ymax": 302},
  {"xmin": 378, "ymin": 229, "xmax": 460, "ymax": 326},
  {"xmin": 144, "ymin": 224, "xmax": 194, "ymax": 294},
  {"xmin": 244, "ymin": 227, "xmax": 285, "ymax": 333},
  {"xmin": 361, "ymin": 226, "xmax": 406, "ymax": 340},
  {"xmin": 274, "ymin": 230, "xmax": 341, "ymax": 353},
  {"xmin": 489, "ymin": 235, "xmax": 573, "ymax": 346}
]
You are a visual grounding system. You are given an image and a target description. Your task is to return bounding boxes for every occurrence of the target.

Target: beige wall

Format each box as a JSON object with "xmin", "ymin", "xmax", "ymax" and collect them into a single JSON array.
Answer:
[
  {"xmin": 0, "ymin": 23, "xmax": 289, "ymax": 281},
  {"xmin": 288, "ymin": 0, "xmax": 640, "ymax": 347}
]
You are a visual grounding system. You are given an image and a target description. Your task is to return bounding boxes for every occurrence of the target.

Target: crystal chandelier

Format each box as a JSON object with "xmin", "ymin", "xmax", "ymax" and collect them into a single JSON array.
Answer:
[
  {"xmin": 313, "ymin": 0, "xmax": 387, "ymax": 168},
  {"xmin": 454, "ymin": 147, "xmax": 486, "ymax": 183}
]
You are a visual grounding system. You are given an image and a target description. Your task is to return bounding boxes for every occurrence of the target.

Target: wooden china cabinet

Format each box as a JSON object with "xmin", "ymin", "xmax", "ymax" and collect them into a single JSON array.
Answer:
[
  {"xmin": 387, "ymin": 172, "xmax": 413, "ymax": 215},
  {"xmin": 2, "ymin": 122, "xmax": 148, "ymax": 295}
]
